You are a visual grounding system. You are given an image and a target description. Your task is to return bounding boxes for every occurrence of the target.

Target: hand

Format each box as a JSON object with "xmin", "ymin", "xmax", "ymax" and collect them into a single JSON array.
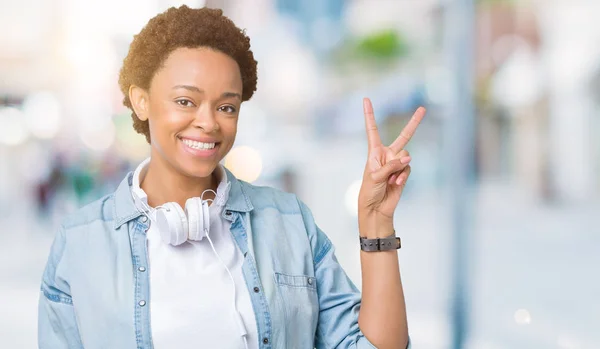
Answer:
[{"xmin": 357, "ymin": 98, "xmax": 425, "ymax": 236}]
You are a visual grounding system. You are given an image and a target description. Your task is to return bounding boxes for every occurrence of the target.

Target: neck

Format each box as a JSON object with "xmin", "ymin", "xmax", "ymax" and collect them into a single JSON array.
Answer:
[{"xmin": 141, "ymin": 154, "xmax": 219, "ymax": 209}]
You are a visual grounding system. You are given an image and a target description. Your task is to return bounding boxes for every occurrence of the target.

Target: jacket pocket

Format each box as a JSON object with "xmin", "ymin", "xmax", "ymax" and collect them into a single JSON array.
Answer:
[
  {"xmin": 275, "ymin": 272, "xmax": 317, "ymax": 290},
  {"xmin": 274, "ymin": 272, "xmax": 318, "ymax": 348}
]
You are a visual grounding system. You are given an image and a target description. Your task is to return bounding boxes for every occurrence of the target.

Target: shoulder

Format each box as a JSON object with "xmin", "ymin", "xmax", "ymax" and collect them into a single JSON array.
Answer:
[
  {"xmin": 239, "ymin": 180, "xmax": 332, "ymax": 255},
  {"xmin": 238, "ymin": 180, "xmax": 304, "ymax": 215},
  {"xmin": 42, "ymin": 193, "xmax": 117, "ymax": 291},
  {"xmin": 60, "ymin": 193, "xmax": 115, "ymax": 231}
]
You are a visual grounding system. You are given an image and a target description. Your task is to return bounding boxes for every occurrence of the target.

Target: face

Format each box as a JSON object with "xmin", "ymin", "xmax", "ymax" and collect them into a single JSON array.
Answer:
[{"xmin": 130, "ymin": 47, "xmax": 243, "ymax": 179}]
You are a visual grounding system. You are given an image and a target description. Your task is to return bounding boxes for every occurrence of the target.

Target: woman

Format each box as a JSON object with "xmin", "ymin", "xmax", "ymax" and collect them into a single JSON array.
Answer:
[{"xmin": 38, "ymin": 6, "xmax": 423, "ymax": 349}]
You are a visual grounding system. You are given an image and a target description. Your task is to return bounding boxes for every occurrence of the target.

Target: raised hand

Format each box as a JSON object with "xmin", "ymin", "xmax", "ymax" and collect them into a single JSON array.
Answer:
[{"xmin": 357, "ymin": 98, "xmax": 425, "ymax": 237}]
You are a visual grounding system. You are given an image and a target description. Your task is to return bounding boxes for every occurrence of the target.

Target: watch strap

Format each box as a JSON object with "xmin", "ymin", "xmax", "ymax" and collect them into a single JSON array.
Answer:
[{"xmin": 359, "ymin": 235, "xmax": 401, "ymax": 252}]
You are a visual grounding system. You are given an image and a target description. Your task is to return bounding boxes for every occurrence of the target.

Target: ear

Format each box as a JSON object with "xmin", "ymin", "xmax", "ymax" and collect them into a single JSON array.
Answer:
[{"xmin": 129, "ymin": 85, "xmax": 149, "ymax": 121}]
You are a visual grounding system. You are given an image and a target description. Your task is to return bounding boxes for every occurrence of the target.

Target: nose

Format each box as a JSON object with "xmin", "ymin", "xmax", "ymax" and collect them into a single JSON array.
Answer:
[{"xmin": 192, "ymin": 105, "xmax": 219, "ymax": 133}]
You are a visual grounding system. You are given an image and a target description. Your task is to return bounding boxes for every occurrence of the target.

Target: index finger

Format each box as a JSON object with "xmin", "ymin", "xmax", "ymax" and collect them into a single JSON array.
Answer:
[
  {"xmin": 363, "ymin": 97, "xmax": 381, "ymax": 150},
  {"xmin": 389, "ymin": 106, "xmax": 426, "ymax": 152}
]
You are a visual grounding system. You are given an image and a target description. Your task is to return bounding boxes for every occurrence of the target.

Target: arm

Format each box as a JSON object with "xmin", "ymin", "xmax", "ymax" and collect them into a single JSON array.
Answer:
[
  {"xmin": 357, "ymin": 215, "xmax": 408, "ymax": 349},
  {"xmin": 353, "ymin": 98, "xmax": 425, "ymax": 348},
  {"xmin": 298, "ymin": 200, "xmax": 410, "ymax": 349},
  {"xmin": 38, "ymin": 225, "xmax": 84, "ymax": 349}
]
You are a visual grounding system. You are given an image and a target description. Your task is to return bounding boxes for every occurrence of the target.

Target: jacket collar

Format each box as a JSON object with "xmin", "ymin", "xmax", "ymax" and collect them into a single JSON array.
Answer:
[{"xmin": 113, "ymin": 166, "xmax": 253, "ymax": 230}]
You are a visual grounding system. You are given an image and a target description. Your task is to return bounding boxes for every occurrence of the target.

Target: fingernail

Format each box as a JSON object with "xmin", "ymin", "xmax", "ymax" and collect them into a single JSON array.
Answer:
[
  {"xmin": 400, "ymin": 156, "xmax": 411, "ymax": 164},
  {"xmin": 397, "ymin": 177, "xmax": 404, "ymax": 186}
]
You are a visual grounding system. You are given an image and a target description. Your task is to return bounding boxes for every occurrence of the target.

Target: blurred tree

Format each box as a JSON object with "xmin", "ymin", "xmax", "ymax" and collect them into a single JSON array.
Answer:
[
  {"xmin": 333, "ymin": 29, "xmax": 409, "ymax": 64},
  {"xmin": 329, "ymin": 28, "xmax": 410, "ymax": 76},
  {"xmin": 355, "ymin": 29, "xmax": 408, "ymax": 60}
]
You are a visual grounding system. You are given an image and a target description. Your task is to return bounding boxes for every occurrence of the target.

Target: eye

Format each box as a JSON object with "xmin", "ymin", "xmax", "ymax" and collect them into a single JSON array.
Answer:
[
  {"xmin": 175, "ymin": 99, "xmax": 195, "ymax": 108},
  {"xmin": 218, "ymin": 105, "xmax": 237, "ymax": 114}
]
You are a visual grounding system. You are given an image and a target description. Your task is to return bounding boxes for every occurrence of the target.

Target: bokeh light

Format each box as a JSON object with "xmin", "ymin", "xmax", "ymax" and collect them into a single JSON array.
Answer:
[
  {"xmin": 224, "ymin": 145, "xmax": 263, "ymax": 183},
  {"xmin": 22, "ymin": 92, "xmax": 62, "ymax": 139},
  {"xmin": 514, "ymin": 309, "xmax": 532, "ymax": 325},
  {"xmin": 79, "ymin": 120, "xmax": 116, "ymax": 152},
  {"xmin": 0, "ymin": 107, "xmax": 28, "ymax": 146},
  {"xmin": 344, "ymin": 179, "xmax": 362, "ymax": 217}
]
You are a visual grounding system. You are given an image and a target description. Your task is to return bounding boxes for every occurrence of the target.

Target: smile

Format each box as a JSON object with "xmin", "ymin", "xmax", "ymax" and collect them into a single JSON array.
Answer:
[
  {"xmin": 178, "ymin": 137, "xmax": 220, "ymax": 158},
  {"xmin": 181, "ymin": 138, "xmax": 216, "ymax": 150}
]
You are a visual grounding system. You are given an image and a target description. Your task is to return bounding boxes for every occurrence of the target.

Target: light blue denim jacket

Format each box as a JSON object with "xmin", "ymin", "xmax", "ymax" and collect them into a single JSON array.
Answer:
[{"xmin": 38, "ymin": 169, "xmax": 410, "ymax": 349}]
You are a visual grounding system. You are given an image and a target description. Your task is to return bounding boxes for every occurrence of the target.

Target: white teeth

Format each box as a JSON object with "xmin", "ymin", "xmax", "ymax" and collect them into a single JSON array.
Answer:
[{"xmin": 181, "ymin": 139, "xmax": 216, "ymax": 150}]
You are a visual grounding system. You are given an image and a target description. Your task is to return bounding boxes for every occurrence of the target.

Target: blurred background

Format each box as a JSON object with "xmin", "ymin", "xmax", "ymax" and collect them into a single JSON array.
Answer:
[{"xmin": 1, "ymin": 0, "xmax": 599, "ymax": 348}]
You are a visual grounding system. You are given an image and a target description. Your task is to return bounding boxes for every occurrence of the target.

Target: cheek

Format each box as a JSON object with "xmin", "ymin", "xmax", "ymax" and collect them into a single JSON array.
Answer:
[
  {"xmin": 219, "ymin": 120, "xmax": 238, "ymax": 152},
  {"xmin": 149, "ymin": 107, "xmax": 190, "ymax": 138},
  {"xmin": 221, "ymin": 118, "xmax": 238, "ymax": 139}
]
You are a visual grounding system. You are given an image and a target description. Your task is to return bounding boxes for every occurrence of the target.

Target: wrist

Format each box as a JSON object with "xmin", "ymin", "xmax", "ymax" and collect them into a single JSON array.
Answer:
[{"xmin": 358, "ymin": 211, "xmax": 394, "ymax": 238}]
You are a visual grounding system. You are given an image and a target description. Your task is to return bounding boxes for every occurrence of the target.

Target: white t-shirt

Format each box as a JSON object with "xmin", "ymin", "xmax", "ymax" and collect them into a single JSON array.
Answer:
[{"xmin": 131, "ymin": 159, "xmax": 258, "ymax": 349}]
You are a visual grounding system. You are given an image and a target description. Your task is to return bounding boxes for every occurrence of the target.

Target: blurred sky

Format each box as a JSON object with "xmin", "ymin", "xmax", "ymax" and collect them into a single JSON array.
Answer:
[{"xmin": 1, "ymin": 0, "xmax": 599, "ymax": 348}]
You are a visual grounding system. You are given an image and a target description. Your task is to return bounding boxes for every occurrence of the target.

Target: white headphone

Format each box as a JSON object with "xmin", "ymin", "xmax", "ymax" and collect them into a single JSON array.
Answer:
[{"xmin": 131, "ymin": 158, "xmax": 230, "ymax": 246}]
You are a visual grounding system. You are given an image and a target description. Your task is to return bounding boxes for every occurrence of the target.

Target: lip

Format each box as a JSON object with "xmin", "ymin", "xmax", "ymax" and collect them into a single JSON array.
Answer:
[{"xmin": 178, "ymin": 137, "xmax": 220, "ymax": 158}]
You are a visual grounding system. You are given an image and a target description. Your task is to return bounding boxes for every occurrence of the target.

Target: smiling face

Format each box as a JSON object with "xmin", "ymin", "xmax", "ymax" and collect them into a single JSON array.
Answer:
[{"xmin": 130, "ymin": 47, "xmax": 243, "ymax": 179}]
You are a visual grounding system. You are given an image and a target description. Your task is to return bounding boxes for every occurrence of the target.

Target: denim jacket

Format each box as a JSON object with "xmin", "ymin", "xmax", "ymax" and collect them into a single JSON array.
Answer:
[{"xmin": 38, "ymin": 169, "xmax": 410, "ymax": 349}]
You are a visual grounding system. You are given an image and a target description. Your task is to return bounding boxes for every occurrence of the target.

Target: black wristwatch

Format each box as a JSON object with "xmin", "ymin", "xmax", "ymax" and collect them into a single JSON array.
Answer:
[{"xmin": 359, "ymin": 233, "xmax": 401, "ymax": 252}]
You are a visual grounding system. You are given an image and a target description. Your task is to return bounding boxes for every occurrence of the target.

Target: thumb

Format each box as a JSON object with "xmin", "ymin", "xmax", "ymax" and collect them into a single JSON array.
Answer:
[{"xmin": 369, "ymin": 157, "xmax": 411, "ymax": 183}]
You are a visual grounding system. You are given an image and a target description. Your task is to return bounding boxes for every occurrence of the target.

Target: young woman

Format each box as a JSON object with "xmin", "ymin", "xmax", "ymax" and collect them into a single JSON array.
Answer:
[{"xmin": 38, "ymin": 6, "xmax": 424, "ymax": 349}]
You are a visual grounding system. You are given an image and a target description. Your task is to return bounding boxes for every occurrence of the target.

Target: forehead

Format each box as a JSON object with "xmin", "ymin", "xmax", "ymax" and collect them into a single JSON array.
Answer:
[{"xmin": 152, "ymin": 47, "xmax": 242, "ymax": 91}]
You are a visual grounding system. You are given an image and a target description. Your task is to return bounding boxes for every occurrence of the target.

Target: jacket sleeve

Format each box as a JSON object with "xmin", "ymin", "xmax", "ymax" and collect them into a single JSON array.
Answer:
[
  {"xmin": 297, "ymin": 199, "xmax": 411, "ymax": 349},
  {"xmin": 38, "ymin": 225, "xmax": 84, "ymax": 349}
]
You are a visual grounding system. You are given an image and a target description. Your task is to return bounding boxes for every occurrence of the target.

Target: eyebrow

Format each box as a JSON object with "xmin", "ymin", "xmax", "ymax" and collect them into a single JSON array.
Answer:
[
  {"xmin": 173, "ymin": 85, "xmax": 241, "ymax": 100},
  {"xmin": 221, "ymin": 92, "xmax": 242, "ymax": 100}
]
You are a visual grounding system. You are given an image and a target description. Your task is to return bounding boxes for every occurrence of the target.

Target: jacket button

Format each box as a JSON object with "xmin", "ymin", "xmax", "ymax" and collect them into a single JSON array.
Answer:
[
  {"xmin": 307, "ymin": 278, "xmax": 313, "ymax": 285},
  {"xmin": 140, "ymin": 216, "xmax": 148, "ymax": 223},
  {"xmin": 138, "ymin": 266, "xmax": 146, "ymax": 272},
  {"xmin": 225, "ymin": 210, "xmax": 232, "ymax": 216},
  {"xmin": 262, "ymin": 338, "xmax": 269, "ymax": 344},
  {"xmin": 253, "ymin": 287, "xmax": 260, "ymax": 293},
  {"xmin": 138, "ymin": 300, "xmax": 146, "ymax": 307}
]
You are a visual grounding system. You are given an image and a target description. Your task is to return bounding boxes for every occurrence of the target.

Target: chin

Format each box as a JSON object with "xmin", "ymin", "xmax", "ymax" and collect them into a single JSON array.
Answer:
[{"xmin": 176, "ymin": 158, "xmax": 219, "ymax": 179}]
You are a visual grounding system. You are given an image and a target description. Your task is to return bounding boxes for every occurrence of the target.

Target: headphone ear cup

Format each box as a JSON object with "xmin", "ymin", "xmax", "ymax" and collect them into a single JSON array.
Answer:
[
  {"xmin": 185, "ymin": 197, "xmax": 203, "ymax": 241},
  {"xmin": 156, "ymin": 202, "xmax": 188, "ymax": 246}
]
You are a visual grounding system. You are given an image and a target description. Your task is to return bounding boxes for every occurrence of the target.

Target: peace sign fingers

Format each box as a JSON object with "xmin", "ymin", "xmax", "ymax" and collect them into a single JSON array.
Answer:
[
  {"xmin": 363, "ymin": 98, "xmax": 382, "ymax": 151},
  {"xmin": 389, "ymin": 107, "xmax": 426, "ymax": 153}
]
